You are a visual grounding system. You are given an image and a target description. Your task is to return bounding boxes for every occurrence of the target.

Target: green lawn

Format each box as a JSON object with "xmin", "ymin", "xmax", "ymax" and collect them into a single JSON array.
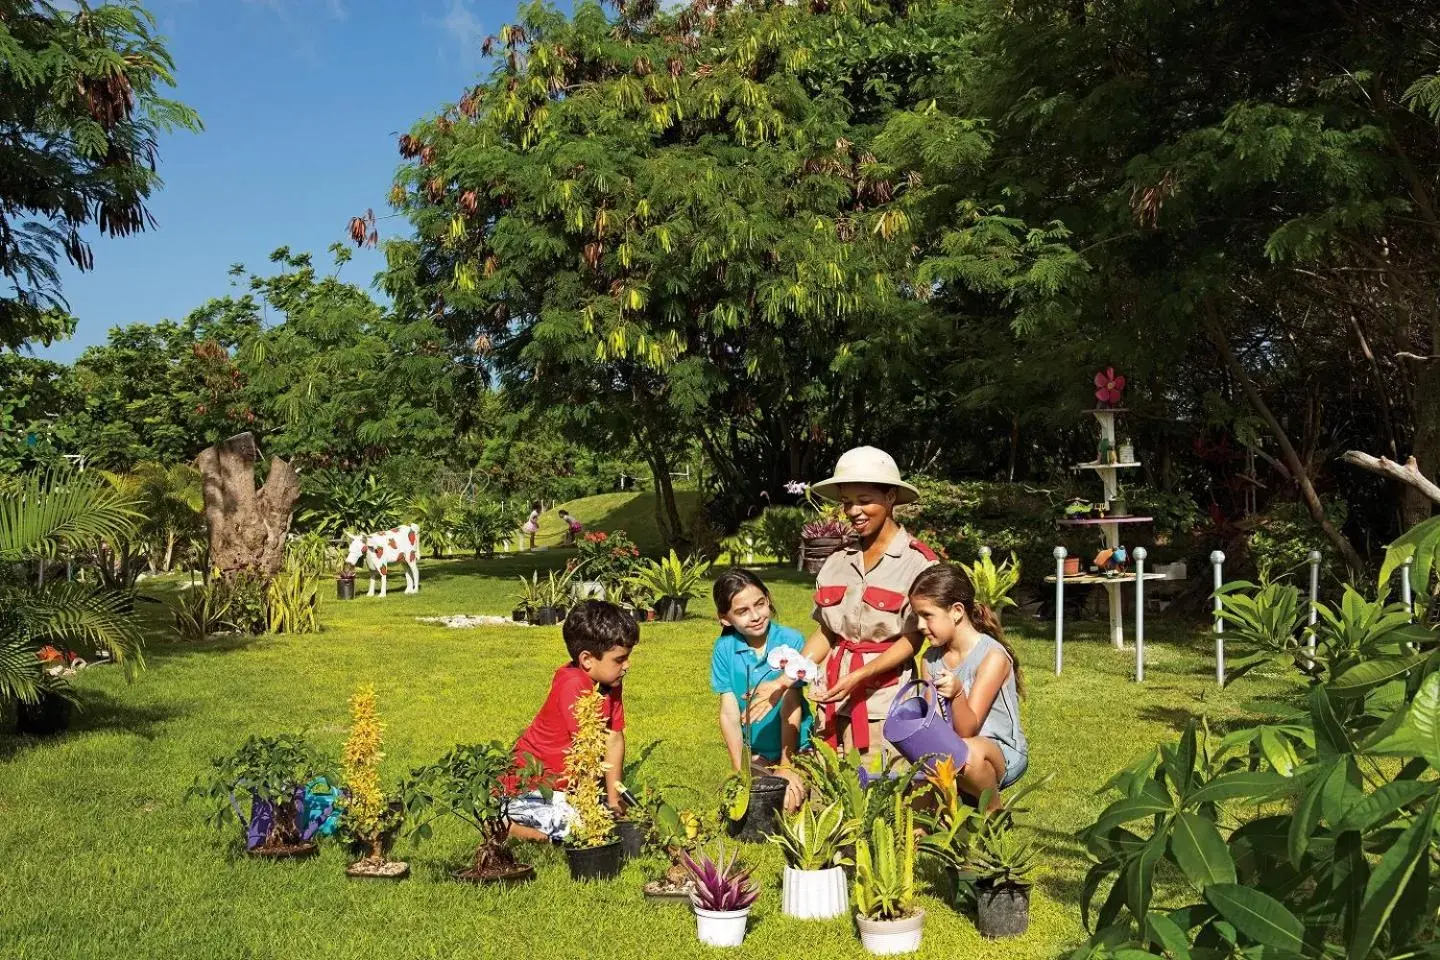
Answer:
[
  {"xmin": 0, "ymin": 559, "xmax": 1301, "ymax": 959},
  {"xmin": 527, "ymin": 489, "xmax": 703, "ymax": 554}
]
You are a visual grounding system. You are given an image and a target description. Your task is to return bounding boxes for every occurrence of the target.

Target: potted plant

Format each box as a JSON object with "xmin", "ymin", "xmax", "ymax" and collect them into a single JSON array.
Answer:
[
  {"xmin": 340, "ymin": 686, "xmax": 408, "ymax": 879},
  {"xmin": 562, "ymin": 687, "xmax": 623, "ymax": 880},
  {"xmin": 682, "ymin": 846, "xmax": 760, "ymax": 947},
  {"xmin": 770, "ymin": 801, "xmax": 854, "ymax": 919},
  {"xmin": 853, "ymin": 800, "xmax": 924, "ymax": 956},
  {"xmin": 626, "ymin": 550, "xmax": 711, "ymax": 622},
  {"xmin": 512, "ymin": 572, "xmax": 542, "ymax": 622},
  {"xmin": 187, "ymin": 733, "xmax": 336, "ymax": 859},
  {"xmin": 721, "ymin": 655, "xmax": 817, "ymax": 843},
  {"xmin": 792, "ymin": 740, "xmax": 923, "ymax": 857},
  {"xmin": 399, "ymin": 741, "xmax": 542, "ymax": 884},
  {"xmin": 16, "ymin": 648, "xmax": 81, "ymax": 736},
  {"xmin": 1109, "ymin": 484, "xmax": 1130, "ymax": 517},
  {"xmin": 575, "ymin": 529, "xmax": 642, "ymax": 601},
  {"xmin": 958, "ymin": 552, "xmax": 1021, "ymax": 621},
  {"xmin": 336, "ymin": 569, "xmax": 356, "ymax": 601},
  {"xmin": 1117, "ymin": 436, "xmax": 1135, "ymax": 463},
  {"xmin": 642, "ymin": 798, "xmax": 705, "ymax": 901},
  {"xmin": 800, "ymin": 517, "xmax": 851, "ymax": 574}
]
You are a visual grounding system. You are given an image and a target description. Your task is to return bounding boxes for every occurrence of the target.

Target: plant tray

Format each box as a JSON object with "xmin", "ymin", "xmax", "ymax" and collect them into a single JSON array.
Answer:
[{"xmin": 1056, "ymin": 516, "xmax": 1155, "ymax": 526}]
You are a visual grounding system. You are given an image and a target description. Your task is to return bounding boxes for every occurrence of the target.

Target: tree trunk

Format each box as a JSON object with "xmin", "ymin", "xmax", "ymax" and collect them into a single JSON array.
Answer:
[
  {"xmin": 163, "ymin": 532, "xmax": 176, "ymax": 573},
  {"xmin": 1206, "ymin": 304, "xmax": 1366, "ymax": 578},
  {"xmin": 195, "ymin": 433, "xmax": 301, "ymax": 578},
  {"xmin": 1399, "ymin": 353, "xmax": 1440, "ymax": 530}
]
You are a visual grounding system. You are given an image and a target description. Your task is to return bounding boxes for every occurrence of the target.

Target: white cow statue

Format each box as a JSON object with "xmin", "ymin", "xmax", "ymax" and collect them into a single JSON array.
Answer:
[{"xmin": 344, "ymin": 524, "xmax": 420, "ymax": 597}]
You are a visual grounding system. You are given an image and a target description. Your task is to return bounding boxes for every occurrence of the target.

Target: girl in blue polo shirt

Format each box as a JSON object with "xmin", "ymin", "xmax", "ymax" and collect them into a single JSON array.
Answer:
[{"xmin": 709, "ymin": 569, "xmax": 812, "ymax": 811}]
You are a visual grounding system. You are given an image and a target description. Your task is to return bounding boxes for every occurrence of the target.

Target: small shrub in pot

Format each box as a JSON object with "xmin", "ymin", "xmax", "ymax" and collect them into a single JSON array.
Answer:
[
  {"xmin": 340, "ymin": 685, "xmax": 408, "ymax": 879},
  {"xmin": 562, "ymin": 688, "xmax": 623, "ymax": 881},
  {"xmin": 187, "ymin": 733, "xmax": 336, "ymax": 858},
  {"xmin": 853, "ymin": 798, "xmax": 925, "ymax": 955},
  {"xmin": 683, "ymin": 846, "xmax": 760, "ymax": 947},
  {"xmin": 769, "ymin": 801, "xmax": 855, "ymax": 919}
]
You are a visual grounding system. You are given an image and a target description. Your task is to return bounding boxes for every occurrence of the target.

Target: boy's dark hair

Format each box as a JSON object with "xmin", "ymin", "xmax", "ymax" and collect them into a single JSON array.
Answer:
[{"xmin": 564, "ymin": 599, "xmax": 639, "ymax": 663}]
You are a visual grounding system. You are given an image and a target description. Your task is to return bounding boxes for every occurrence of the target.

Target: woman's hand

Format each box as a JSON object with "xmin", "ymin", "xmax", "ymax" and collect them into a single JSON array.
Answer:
[
  {"xmin": 814, "ymin": 669, "xmax": 864, "ymax": 704},
  {"xmin": 934, "ymin": 672, "xmax": 960, "ymax": 701}
]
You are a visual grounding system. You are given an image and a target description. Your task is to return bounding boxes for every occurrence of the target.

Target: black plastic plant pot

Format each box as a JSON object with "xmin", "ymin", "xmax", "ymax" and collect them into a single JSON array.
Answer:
[
  {"xmin": 337, "ymin": 576, "xmax": 356, "ymax": 601},
  {"xmin": 16, "ymin": 691, "xmax": 72, "ymax": 736},
  {"xmin": 727, "ymin": 776, "xmax": 787, "ymax": 843},
  {"xmin": 565, "ymin": 840, "xmax": 624, "ymax": 881},
  {"xmin": 512, "ymin": 607, "xmax": 529, "ymax": 623},
  {"xmin": 617, "ymin": 820, "xmax": 647, "ymax": 858},
  {"xmin": 535, "ymin": 606, "xmax": 559, "ymax": 626},
  {"xmin": 628, "ymin": 608, "xmax": 645, "ymax": 624},
  {"xmin": 976, "ymin": 882, "xmax": 1030, "ymax": 938},
  {"xmin": 654, "ymin": 597, "xmax": 688, "ymax": 622}
]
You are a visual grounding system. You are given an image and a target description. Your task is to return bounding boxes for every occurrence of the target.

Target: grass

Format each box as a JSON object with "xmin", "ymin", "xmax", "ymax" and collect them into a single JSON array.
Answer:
[
  {"xmin": 526, "ymin": 489, "xmax": 703, "ymax": 555},
  {"xmin": 0, "ymin": 559, "xmax": 1302, "ymax": 959}
]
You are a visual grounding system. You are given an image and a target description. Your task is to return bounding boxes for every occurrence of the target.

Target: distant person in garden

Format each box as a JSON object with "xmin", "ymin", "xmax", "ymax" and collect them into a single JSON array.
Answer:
[
  {"xmin": 909, "ymin": 563, "xmax": 1028, "ymax": 805},
  {"xmin": 559, "ymin": 509, "xmax": 583, "ymax": 546},
  {"xmin": 747, "ymin": 446, "xmax": 938, "ymax": 759},
  {"xmin": 509, "ymin": 601, "xmax": 638, "ymax": 842},
  {"xmin": 523, "ymin": 501, "xmax": 541, "ymax": 549},
  {"xmin": 709, "ymin": 569, "xmax": 811, "ymax": 811}
]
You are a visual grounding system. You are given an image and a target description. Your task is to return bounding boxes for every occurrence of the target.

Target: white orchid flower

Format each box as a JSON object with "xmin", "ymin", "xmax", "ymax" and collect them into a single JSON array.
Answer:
[
  {"xmin": 766, "ymin": 645, "xmax": 803, "ymax": 671},
  {"xmin": 784, "ymin": 657, "xmax": 821, "ymax": 684}
]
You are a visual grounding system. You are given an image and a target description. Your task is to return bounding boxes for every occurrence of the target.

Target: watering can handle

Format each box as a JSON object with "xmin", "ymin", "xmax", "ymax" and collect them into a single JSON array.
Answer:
[{"xmin": 895, "ymin": 677, "xmax": 952, "ymax": 723}]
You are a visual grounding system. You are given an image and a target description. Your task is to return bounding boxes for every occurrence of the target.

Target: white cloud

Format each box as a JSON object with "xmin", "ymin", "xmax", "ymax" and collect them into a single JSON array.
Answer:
[
  {"xmin": 433, "ymin": 0, "xmax": 485, "ymax": 66},
  {"xmin": 241, "ymin": 0, "xmax": 348, "ymax": 21}
]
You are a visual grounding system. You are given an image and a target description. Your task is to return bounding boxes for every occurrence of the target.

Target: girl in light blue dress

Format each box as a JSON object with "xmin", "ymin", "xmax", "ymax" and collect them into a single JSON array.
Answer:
[{"xmin": 908, "ymin": 564, "xmax": 1028, "ymax": 804}]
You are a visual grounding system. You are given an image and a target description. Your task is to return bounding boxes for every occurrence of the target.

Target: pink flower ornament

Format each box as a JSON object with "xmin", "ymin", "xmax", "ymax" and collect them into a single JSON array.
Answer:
[{"xmin": 1094, "ymin": 367, "xmax": 1126, "ymax": 407}]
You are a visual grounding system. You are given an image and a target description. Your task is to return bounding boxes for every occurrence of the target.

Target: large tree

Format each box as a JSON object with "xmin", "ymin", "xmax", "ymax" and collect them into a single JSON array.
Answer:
[
  {"xmin": 381, "ymin": 0, "xmax": 1076, "ymax": 541},
  {"xmin": 0, "ymin": 1, "xmax": 200, "ymax": 350}
]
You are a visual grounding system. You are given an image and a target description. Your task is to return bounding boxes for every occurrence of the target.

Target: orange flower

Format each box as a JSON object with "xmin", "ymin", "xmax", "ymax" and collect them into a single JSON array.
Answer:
[{"xmin": 928, "ymin": 756, "xmax": 959, "ymax": 796}]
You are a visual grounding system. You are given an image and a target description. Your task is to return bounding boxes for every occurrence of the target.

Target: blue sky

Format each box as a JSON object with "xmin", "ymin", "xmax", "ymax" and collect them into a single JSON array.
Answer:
[{"xmin": 37, "ymin": 0, "xmax": 510, "ymax": 362}]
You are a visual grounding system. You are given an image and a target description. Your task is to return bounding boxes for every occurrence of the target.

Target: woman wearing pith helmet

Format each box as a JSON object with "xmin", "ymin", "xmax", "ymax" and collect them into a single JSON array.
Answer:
[{"xmin": 748, "ymin": 446, "xmax": 938, "ymax": 758}]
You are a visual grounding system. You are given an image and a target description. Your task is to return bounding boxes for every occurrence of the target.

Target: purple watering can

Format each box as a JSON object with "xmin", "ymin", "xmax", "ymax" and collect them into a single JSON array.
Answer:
[
  {"xmin": 882, "ymin": 680, "xmax": 970, "ymax": 771},
  {"xmin": 232, "ymin": 786, "xmax": 332, "ymax": 850}
]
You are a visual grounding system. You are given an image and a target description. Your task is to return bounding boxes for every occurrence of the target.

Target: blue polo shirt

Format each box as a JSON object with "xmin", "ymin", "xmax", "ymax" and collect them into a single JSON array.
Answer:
[{"xmin": 709, "ymin": 622, "xmax": 814, "ymax": 762}]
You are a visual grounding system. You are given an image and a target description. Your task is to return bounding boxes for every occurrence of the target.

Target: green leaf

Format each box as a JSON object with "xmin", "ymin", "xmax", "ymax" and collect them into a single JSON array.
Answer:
[
  {"xmin": 1125, "ymin": 831, "xmax": 1169, "ymax": 923},
  {"xmin": 1309, "ymin": 686, "xmax": 1351, "ymax": 758},
  {"xmin": 1087, "ymin": 793, "xmax": 1176, "ymax": 838},
  {"xmin": 1335, "ymin": 779, "xmax": 1436, "ymax": 833},
  {"xmin": 1146, "ymin": 912, "xmax": 1194, "ymax": 960},
  {"xmin": 1187, "ymin": 770, "xmax": 1291, "ymax": 807},
  {"xmin": 1204, "ymin": 884, "xmax": 1306, "ymax": 953},
  {"xmin": 1288, "ymin": 762, "xmax": 1333, "ymax": 867},
  {"xmin": 1170, "ymin": 811, "xmax": 1237, "ymax": 891},
  {"xmin": 1364, "ymin": 672, "xmax": 1440, "ymax": 768},
  {"xmin": 1328, "ymin": 655, "xmax": 1429, "ymax": 698},
  {"xmin": 1346, "ymin": 795, "xmax": 1440, "ymax": 960}
]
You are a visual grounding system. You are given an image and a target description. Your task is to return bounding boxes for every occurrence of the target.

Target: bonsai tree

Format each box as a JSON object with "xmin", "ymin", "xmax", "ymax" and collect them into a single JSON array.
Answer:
[
  {"xmin": 340, "ymin": 685, "xmax": 407, "ymax": 878},
  {"xmin": 399, "ymin": 741, "xmax": 544, "ymax": 882},
  {"xmin": 188, "ymin": 733, "xmax": 335, "ymax": 854},
  {"xmin": 634, "ymin": 782, "xmax": 707, "ymax": 896}
]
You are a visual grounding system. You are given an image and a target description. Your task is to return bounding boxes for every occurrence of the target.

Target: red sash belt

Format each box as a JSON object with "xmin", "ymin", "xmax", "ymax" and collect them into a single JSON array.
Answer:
[{"xmin": 824, "ymin": 637, "xmax": 901, "ymax": 751}]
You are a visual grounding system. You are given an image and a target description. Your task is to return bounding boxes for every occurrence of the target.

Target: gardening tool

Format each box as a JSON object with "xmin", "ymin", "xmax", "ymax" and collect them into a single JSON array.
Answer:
[{"xmin": 881, "ymin": 680, "xmax": 970, "ymax": 771}]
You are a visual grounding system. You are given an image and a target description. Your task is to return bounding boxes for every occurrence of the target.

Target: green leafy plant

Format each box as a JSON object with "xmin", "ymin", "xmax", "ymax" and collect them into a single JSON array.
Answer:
[
  {"xmin": 575, "ymin": 529, "xmax": 642, "ymax": 592},
  {"xmin": 853, "ymin": 796, "xmax": 918, "ymax": 921},
  {"xmin": 563, "ymin": 687, "xmax": 616, "ymax": 848},
  {"xmin": 960, "ymin": 551, "xmax": 1022, "ymax": 616},
  {"xmin": 0, "ymin": 469, "xmax": 144, "ymax": 708},
  {"xmin": 456, "ymin": 497, "xmax": 523, "ymax": 558},
  {"xmin": 409, "ymin": 492, "xmax": 464, "ymax": 558},
  {"xmin": 186, "ymin": 733, "xmax": 334, "ymax": 850},
  {"xmin": 1069, "ymin": 518, "xmax": 1440, "ymax": 960},
  {"xmin": 266, "ymin": 554, "xmax": 320, "ymax": 636},
  {"xmin": 756, "ymin": 507, "xmax": 808, "ymax": 563},
  {"xmin": 792, "ymin": 739, "xmax": 924, "ymax": 836},
  {"xmin": 400, "ymin": 741, "xmax": 545, "ymax": 880},
  {"xmin": 172, "ymin": 577, "xmax": 236, "ymax": 642},
  {"xmin": 625, "ymin": 550, "xmax": 712, "ymax": 603},
  {"xmin": 769, "ymin": 801, "xmax": 856, "ymax": 870},
  {"xmin": 1213, "ymin": 577, "xmax": 1312, "ymax": 683},
  {"xmin": 297, "ymin": 473, "xmax": 405, "ymax": 538},
  {"xmin": 539, "ymin": 565, "xmax": 580, "ymax": 609}
]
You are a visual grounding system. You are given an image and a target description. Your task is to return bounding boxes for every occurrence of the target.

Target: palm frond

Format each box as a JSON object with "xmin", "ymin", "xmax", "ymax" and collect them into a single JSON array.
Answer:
[
  {"xmin": 7, "ymin": 582, "xmax": 146, "ymax": 676},
  {"xmin": 0, "ymin": 469, "xmax": 140, "ymax": 561}
]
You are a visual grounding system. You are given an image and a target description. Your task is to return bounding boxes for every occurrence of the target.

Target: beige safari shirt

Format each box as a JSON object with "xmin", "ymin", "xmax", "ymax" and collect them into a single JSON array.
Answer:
[{"xmin": 811, "ymin": 526, "xmax": 938, "ymax": 749}]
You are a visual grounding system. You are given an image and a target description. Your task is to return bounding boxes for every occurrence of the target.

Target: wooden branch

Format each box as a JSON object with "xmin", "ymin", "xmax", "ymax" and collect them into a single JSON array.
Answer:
[{"xmin": 1341, "ymin": 451, "xmax": 1440, "ymax": 506}]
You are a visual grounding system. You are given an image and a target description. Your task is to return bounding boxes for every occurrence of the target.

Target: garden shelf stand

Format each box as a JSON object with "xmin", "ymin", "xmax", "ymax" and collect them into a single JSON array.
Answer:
[{"xmin": 1046, "ymin": 407, "xmax": 1163, "ymax": 672}]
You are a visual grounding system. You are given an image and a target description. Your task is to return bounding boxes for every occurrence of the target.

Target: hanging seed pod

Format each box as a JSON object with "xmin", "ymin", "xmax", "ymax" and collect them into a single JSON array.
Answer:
[{"xmin": 460, "ymin": 190, "xmax": 479, "ymax": 215}]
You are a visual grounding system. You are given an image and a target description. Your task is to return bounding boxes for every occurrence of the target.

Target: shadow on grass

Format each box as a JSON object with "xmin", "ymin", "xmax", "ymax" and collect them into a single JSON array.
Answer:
[{"xmin": 0, "ymin": 687, "xmax": 184, "ymax": 760}]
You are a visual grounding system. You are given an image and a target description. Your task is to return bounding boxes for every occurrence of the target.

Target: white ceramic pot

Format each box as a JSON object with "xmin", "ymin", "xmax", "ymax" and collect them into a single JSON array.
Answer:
[
  {"xmin": 694, "ymin": 906, "xmax": 751, "ymax": 947},
  {"xmin": 573, "ymin": 581, "xmax": 606, "ymax": 601},
  {"xmin": 782, "ymin": 865, "xmax": 849, "ymax": 919},
  {"xmin": 856, "ymin": 910, "xmax": 925, "ymax": 956}
]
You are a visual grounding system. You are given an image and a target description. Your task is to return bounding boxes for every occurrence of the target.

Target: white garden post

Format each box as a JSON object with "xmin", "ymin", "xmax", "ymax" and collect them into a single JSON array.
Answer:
[
  {"xmin": 1053, "ymin": 547, "xmax": 1067, "ymax": 676},
  {"xmin": 1308, "ymin": 550, "xmax": 1321, "ymax": 652},
  {"xmin": 1134, "ymin": 547, "xmax": 1147, "ymax": 682},
  {"xmin": 1401, "ymin": 555, "xmax": 1414, "ymax": 619},
  {"xmin": 1211, "ymin": 550, "xmax": 1226, "ymax": 686},
  {"xmin": 980, "ymin": 545, "xmax": 992, "ymax": 560}
]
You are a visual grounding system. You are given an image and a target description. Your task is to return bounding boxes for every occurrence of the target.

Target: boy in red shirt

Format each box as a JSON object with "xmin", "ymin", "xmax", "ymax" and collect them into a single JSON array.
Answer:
[{"xmin": 510, "ymin": 600, "xmax": 638, "ymax": 842}]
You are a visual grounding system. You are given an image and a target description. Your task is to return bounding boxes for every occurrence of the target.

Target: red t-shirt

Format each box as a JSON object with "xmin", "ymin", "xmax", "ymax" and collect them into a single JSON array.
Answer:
[{"xmin": 513, "ymin": 664, "xmax": 625, "ymax": 787}]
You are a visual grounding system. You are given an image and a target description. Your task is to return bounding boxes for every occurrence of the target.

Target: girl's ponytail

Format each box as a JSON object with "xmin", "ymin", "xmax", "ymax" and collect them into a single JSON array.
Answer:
[{"xmin": 910, "ymin": 565, "xmax": 1027, "ymax": 698}]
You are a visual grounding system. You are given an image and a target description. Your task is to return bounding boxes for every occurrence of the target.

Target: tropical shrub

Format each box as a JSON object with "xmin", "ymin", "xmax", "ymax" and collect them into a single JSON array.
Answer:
[
  {"xmin": 1069, "ymin": 528, "xmax": 1439, "ymax": 960},
  {"xmin": 297, "ymin": 472, "xmax": 406, "ymax": 537},
  {"xmin": 626, "ymin": 550, "xmax": 712, "ymax": 604},
  {"xmin": 409, "ymin": 492, "xmax": 464, "ymax": 558},
  {"xmin": 172, "ymin": 578, "xmax": 235, "ymax": 642},
  {"xmin": 455, "ymin": 496, "xmax": 524, "ymax": 558},
  {"xmin": 755, "ymin": 507, "xmax": 807, "ymax": 563},
  {"xmin": 960, "ymin": 551, "xmax": 1022, "ymax": 617},
  {"xmin": 575, "ymin": 529, "xmax": 642, "ymax": 590}
]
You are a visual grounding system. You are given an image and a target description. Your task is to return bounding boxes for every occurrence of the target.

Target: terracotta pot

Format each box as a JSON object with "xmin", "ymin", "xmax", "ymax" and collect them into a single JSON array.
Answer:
[{"xmin": 1063, "ymin": 557, "xmax": 1081, "ymax": 577}]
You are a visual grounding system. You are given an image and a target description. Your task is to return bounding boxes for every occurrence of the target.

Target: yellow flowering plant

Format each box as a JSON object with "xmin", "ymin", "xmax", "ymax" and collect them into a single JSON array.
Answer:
[
  {"xmin": 562, "ymin": 687, "xmax": 616, "ymax": 848},
  {"xmin": 340, "ymin": 685, "xmax": 403, "ymax": 868}
]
